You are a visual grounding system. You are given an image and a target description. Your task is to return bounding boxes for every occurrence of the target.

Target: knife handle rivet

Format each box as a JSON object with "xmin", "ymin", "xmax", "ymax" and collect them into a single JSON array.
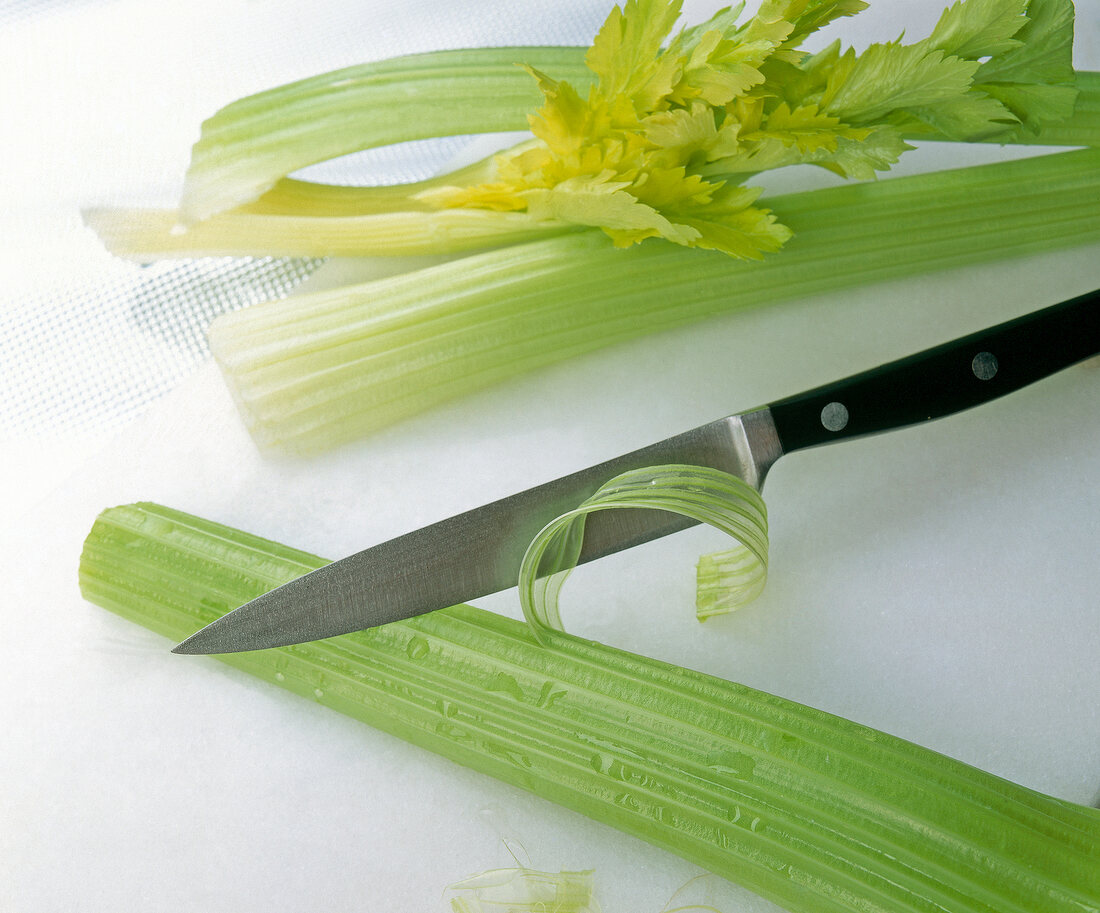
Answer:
[
  {"xmin": 972, "ymin": 351, "xmax": 999, "ymax": 381},
  {"xmin": 820, "ymin": 401, "xmax": 849, "ymax": 432}
]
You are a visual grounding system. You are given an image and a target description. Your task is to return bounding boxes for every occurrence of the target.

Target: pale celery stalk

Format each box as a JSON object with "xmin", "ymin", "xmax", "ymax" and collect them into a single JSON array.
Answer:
[
  {"xmin": 178, "ymin": 39, "xmax": 1099, "ymax": 225},
  {"xmin": 206, "ymin": 147, "xmax": 1100, "ymax": 454},
  {"xmin": 94, "ymin": 70, "xmax": 1100, "ymax": 261},
  {"xmin": 240, "ymin": 153, "xmax": 512, "ymax": 216},
  {"xmin": 78, "ymin": 502, "xmax": 1100, "ymax": 913},
  {"xmin": 83, "ymin": 154, "xmax": 579, "ymax": 260},
  {"xmin": 180, "ymin": 47, "xmax": 593, "ymax": 223},
  {"xmin": 83, "ymin": 206, "xmax": 578, "ymax": 259}
]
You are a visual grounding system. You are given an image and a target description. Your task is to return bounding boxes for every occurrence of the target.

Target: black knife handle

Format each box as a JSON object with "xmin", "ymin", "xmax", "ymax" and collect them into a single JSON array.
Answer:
[{"xmin": 768, "ymin": 288, "xmax": 1099, "ymax": 454}]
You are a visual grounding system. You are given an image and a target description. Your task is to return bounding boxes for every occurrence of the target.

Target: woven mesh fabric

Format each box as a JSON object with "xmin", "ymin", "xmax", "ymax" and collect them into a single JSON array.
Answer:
[{"xmin": 0, "ymin": 257, "xmax": 323, "ymax": 434}]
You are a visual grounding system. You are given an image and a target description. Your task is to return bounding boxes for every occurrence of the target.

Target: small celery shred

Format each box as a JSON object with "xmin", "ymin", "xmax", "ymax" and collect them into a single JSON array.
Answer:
[
  {"xmin": 447, "ymin": 866, "xmax": 600, "ymax": 913},
  {"xmin": 519, "ymin": 465, "xmax": 768, "ymax": 639},
  {"xmin": 206, "ymin": 147, "xmax": 1100, "ymax": 454},
  {"xmin": 91, "ymin": 0, "xmax": 1089, "ymax": 261},
  {"xmin": 79, "ymin": 502, "xmax": 1100, "ymax": 913}
]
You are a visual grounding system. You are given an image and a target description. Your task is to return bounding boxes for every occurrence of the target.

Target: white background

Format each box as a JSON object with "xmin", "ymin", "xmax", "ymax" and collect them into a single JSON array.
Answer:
[{"xmin": 2, "ymin": 1, "xmax": 1099, "ymax": 911}]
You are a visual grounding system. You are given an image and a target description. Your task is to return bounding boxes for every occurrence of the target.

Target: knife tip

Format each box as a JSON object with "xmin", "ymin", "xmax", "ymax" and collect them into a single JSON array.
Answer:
[
  {"xmin": 172, "ymin": 625, "xmax": 224, "ymax": 655},
  {"xmin": 170, "ymin": 640, "xmax": 198, "ymax": 655}
]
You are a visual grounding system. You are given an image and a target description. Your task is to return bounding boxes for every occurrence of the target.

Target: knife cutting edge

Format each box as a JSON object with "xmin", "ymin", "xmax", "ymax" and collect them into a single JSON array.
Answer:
[{"xmin": 174, "ymin": 288, "xmax": 1099, "ymax": 655}]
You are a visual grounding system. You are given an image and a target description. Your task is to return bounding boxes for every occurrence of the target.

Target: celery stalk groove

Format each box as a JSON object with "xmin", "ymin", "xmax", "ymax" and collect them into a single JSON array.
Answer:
[
  {"xmin": 79, "ymin": 502, "xmax": 1100, "ymax": 913},
  {"xmin": 207, "ymin": 147, "xmax": 1100, "ymax": 453}
]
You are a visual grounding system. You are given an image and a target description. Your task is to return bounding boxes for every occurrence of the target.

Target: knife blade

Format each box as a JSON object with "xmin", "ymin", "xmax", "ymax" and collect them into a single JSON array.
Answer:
[{"xmin": 174, "ymin": 287, "xmax": 1099, "ymax": 654}]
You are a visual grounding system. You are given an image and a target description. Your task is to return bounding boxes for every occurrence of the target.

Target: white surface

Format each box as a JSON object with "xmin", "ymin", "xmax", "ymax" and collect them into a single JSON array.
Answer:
[{"xmin": 2, "ymin": 1, "xmax": 1100, "ymax": 912}]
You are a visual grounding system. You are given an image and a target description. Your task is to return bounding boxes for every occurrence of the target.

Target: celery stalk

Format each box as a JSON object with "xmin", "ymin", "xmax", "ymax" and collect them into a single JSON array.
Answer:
[
  {"xmin": 178, "ymin": 38, "xmax": 1099, "ymax": 225},
  {"xmin": 180, "ymin": 47, "xmax": 593, "ymax": 223},
  {"xmin": 78, "ymin": 502, "xmax": 1100, "ymax": 913},
  {"xmin": 83, "ymin": 205, "xmax": 578, "ymax": 259},
  {"xmin": 83, "ymin": 154, "xmax": 579, "ymax": 260},
  {"xmin": 206, "ymin": 147, "xmax": 1100, "ymax": 453},
  {"xmin": 87, "ymin": 71, "xmax": 1100, "ymax": 262}
]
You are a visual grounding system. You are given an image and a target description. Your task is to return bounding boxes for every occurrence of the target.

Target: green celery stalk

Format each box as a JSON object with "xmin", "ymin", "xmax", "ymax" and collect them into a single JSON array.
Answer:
[
  {"xmin": 206, "ymin": 147, "xmax": 1100, "ymax": 453},
  {"xmin": 180, "ymin": 47, "xmax": 593, "ymax": 223},
  {"xmin": 78, "ymin": 502, "xmax": 1100, "ymax": 913},
  {"xmin": 87, "ymin": 72, "xmax": 1100, "ymax": 262},
  {"xmin": 178, "ymin": 37, "xmax": 1099, "ymax": 224}
]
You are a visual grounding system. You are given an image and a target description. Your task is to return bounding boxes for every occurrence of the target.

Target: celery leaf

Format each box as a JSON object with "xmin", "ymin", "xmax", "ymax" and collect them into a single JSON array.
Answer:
[
  {"xmin": 668, "ymin": 189, "xmax": 793, "ymax": 259},
  {"xmin": 973, "ymin": 0, "xmax": 1078, "ymax": 130},
  {"xmin": 901, "ymin": 91, "xmax": 1020, "ymax": 140},
  {"xmin": 414, "ymin": 0, "xmax": 1079, "ymax": 261},
  {"xmin": 924, "ymin": 0, "xmax": 1030, "ymax": 59},
  {"xmin": 977, "ymin": 0, "xmax": 1075, "ymax": 85},
  {"xmin": 825, "ymin": 42, "xmax": 981, "ymax": 123},
  {"xmin": 585, "ymin": 0, "xmax": 684, "ymax": 111},
  {"xmin": 522, "ymin": 172, "xmax": 701, "ymax": 247},
  {"xmin": 744, "ymin": 102, "xmax": 872, "ymax": 154}
]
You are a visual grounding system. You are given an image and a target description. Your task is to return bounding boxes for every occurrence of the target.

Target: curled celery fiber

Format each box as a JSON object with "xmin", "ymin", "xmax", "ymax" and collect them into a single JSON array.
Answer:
[
  {"xmin": 519, "ymin": 466, "xmax": 768, "ymax": 637},
  {"xmin": 208, "ymin": 147, "xmax": 1100, "ymax": 454},
  {"xmin": 79, "ymin": 502, "xmax": 1100, "ymax": 913}
]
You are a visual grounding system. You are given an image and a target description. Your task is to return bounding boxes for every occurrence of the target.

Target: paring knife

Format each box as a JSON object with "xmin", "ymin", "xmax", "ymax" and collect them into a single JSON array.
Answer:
[{"xmin": 175, "ymin": 288, "xmax": 1099, "ymax": 655}]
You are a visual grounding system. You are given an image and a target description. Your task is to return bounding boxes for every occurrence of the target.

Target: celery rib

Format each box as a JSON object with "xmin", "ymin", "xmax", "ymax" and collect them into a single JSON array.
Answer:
[
  {"xmin": 83, "ymin": 206, "xmax": 577, "ymax": 259},
  {"xmin": 181, "ymin": 47, "xmax": 593, "ymax": 222},
  {"xmin": 217, "ymin": 193, "xmax": 1097, "ymax": 446},
  {"xmin": 336, "ymin": 631, "xmax": 1064, "ymax": 913},
  {"xmin": 78, "ymin": 503, "xmax": 1100, "ymax": 913},
  {"xmin": 206, "ymin": 148, "xmax": 1100, "ymax": 453},
  {"xmin": 180, "ymin": 50, "xmax": 1099, "ymax": 225},
  {"xmin": 98, "ymin": 70, "xmax": 1100, "ymax": 262}
]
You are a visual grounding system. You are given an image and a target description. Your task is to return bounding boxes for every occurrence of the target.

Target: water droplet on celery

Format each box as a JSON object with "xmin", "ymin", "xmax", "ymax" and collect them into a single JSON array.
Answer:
[
  {"xmin": 406, "ymin": 636, "xmax": 430, "ymax": 659},
  {"xmin": 486, "ymin": 672, "xmax": 525, "ymax": 701},
  {"xmin": 613, "ymin": 792, "xmax": 641, "ymax": 812},
  {"xmin": 706, "ymin": 750, "xmax": 756, "ymax": 780}
]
